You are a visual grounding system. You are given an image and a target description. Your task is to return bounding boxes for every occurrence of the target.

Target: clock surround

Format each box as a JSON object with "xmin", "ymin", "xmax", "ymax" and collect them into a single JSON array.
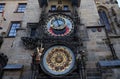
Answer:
[{"xmin": 45, "ymin": 14, "xmax": 74, "ymax": 37}]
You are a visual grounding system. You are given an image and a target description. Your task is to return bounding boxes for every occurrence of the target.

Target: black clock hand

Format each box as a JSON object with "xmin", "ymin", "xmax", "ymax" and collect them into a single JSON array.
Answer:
[{"xmin": 54, "ymin": 16, "xmax": 60, "ymax": 27}]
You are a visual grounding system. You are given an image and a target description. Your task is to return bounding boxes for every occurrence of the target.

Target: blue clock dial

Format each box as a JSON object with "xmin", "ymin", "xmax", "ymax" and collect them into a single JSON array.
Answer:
[
  {"xmin": 51, "ymin": 17, "xmax": 65, "ymax": 27},
  {"xmin": 46, "ymin": 14, "xmax": 74, "ymax": 36}
]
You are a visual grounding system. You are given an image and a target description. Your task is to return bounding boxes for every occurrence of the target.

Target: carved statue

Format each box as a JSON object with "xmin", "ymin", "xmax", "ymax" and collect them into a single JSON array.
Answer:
[
  {"xmin": 35, "ymin": 43, "xmax": 44, "ymax": 63},
  {"xmin": 57, "ymin": 6, "xmax": 62, "ymax": 11}
]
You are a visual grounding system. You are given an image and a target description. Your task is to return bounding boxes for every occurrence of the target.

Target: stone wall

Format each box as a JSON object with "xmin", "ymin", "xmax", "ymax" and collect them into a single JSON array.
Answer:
[
  {"xmin": 80, "ymin": 0, "xmax": 100, "ymax": 26},
  {"xmin": 0, "ymin": 0, "xmax": 120, "ymax": 79},
  {"xmin": 0, "ymin": 0, "xmax": 27, "ymax": 35},
  {"xmin": 22, "ymin": 0, "xmax": 41, "ymax": 28}
]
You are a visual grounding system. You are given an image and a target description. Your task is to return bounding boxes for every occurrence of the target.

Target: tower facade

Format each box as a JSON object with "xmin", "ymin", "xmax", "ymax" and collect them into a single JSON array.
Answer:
[{"xmin": 0, "ymin": 0, "xmax": 120, "ymax": 79}]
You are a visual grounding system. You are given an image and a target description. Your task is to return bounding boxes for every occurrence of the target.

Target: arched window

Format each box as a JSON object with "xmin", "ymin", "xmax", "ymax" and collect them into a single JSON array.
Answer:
[{"xmin": 98, "ymin": 10, "xmax": 111, "ymax": 31}]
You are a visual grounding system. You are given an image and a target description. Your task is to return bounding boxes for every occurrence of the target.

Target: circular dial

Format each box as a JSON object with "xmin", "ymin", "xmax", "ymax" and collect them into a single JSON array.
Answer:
[
  {"xmin": 45, "ymin": 14, "xmax": 74, "ymax": 36},
  {"xmin": 41, "ymin": 46, "xmax": 75, "ymax": 76},
  {"xmin": 51, "ymin": 16, "xmax": 65, "ymax": 29}
]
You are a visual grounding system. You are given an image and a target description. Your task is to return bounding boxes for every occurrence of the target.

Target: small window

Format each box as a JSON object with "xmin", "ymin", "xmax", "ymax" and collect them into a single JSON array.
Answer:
[
  {"xmin": 16, "ymin": 3, "xmax": 27, "ymax": 12},
  {"xmin": 98, "ymin": 10, "xmax": 111, "ymax": 31},
  {"xmin": 51, "ymin": 5, "xmax": 56, "ymax": 11},
  {"xmin": 30, "ymin": 28, "xmax": 36, "ymax": 37},
  {"xmin": 0, "ymin": 3, "xmax": 5, "ymax": 12},
  {"xmin": 63, "ymin": 5, "xmax": 69, "ymax": 11},
  {"xmin": 8, "ymin": 22, "xmax": 21, "ymax": 37}
]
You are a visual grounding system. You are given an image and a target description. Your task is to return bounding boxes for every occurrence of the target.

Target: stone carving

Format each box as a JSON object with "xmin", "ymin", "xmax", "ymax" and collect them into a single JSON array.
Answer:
[
  {"xmin": 21, "ymin": 37, "xmax": 38, "ymax": 49},
  {"xmin": 35, "ymin": 44, "xmax": 44, "ymax": 62},
  {"xmin": 0, "ymin": 53, "xmax": 8, "ymax": 68}
]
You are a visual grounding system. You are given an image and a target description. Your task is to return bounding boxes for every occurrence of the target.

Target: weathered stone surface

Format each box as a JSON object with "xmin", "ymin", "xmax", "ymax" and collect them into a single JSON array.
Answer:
[{"xmin": 0, "ymin": 0, "xmax": 120, "ymax": 79}]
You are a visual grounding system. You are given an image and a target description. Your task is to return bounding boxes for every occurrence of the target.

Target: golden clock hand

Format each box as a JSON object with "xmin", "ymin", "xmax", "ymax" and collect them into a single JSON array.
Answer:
[{"xmin": 54, "ymin": 16, "xmax": 60, "ymax": 27}]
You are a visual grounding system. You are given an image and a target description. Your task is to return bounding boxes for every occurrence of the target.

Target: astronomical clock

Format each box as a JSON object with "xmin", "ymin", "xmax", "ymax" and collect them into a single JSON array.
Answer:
[
  {"xmin": 45, "ymin": 14, "xmax": 74, "ymax": 37},
  {"xmin": 38, "ymin": 13, "xmax": 78, "ymax": 77},
  {"xmin": 21, "ymin": 0, "xmax": 82, "ymax": 78},
  {"xmin": 41, "ymin": 46, "xmax": 75, "ymax": 76}
]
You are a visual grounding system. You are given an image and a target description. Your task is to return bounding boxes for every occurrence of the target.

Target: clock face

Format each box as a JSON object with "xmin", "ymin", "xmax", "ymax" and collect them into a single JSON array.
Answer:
[
  {"xmin": 41, "ymin": 46, "xmax": 75, "ymax": 76},
  {"xmin": 45, "ymin": 14, "xmax": 74, "ymax": 36}
]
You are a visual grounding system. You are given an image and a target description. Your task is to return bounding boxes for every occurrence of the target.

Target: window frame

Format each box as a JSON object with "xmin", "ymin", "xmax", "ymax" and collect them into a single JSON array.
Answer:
[
  {"xmin": 0, "ymin": 3, "xmax": 5, "ymax": 13},
  {"xmin": 98, "ymin": 9, "xmax": 111, "ymax": 32},
  {"xmin": 51, "ymin": 5, "xmax": 56, "ymax": 11},
  {"xmin": 8, "ymin": 21, "xmax": 21, "ymax": 37},
  {"xmin": 30, "ymin": 28, "xmax": 36, "ymax": 37},
  {"xmin": 15, "ymin": 3, "xmax": 27, "ymax": 13},
  {"xmin": 63, "ymin": 5, "xmax": 69, "ymax": 11}
]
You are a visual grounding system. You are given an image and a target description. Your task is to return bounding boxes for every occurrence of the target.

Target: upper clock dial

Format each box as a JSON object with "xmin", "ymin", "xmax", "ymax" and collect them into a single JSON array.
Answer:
[{"xmin": 45, "ymin": 14, "xmax": 74, "ymax": 36}]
